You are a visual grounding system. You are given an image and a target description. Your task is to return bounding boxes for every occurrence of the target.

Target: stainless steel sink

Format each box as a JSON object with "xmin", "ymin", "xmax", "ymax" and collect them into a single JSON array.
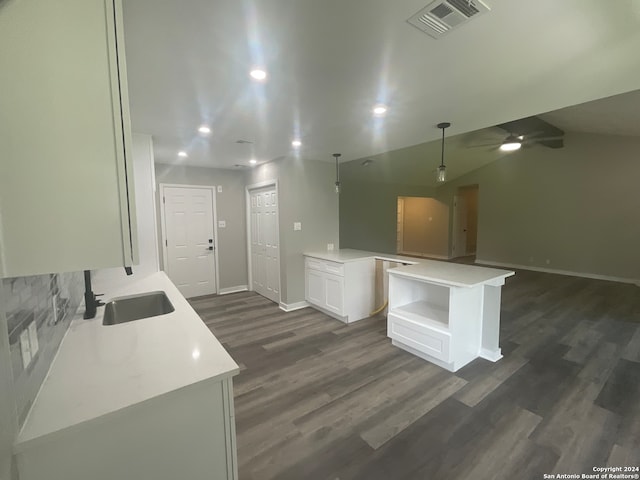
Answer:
[{"xmin": 102, "ymin": 291, "xmax": 174, "ymax": 326}]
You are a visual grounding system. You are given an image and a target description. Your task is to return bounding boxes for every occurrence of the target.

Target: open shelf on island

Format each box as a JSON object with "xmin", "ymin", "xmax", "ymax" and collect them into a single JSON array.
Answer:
[{"xmin": 390, "ymin": 301, "xmax": 449, "ymax": 331}]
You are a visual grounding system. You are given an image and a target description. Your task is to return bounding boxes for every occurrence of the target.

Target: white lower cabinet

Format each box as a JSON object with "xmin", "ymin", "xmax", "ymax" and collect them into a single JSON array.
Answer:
[
  {"xmin": 15, "ymin": 377, "xmax": 238, "ymax": 480},
  {"xmin": 387, "ymin": 270, "xmax": 485, "ymax": 372},
  {"xmin": 304, "ymin": 256, "xmax": 374, "ymax": 323}
]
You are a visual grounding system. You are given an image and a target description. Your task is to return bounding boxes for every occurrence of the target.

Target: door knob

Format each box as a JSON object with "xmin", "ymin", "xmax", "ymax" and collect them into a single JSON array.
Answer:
[{"xmin": 207, "ymin": 246, "xmax": 213, "ymax": 251}]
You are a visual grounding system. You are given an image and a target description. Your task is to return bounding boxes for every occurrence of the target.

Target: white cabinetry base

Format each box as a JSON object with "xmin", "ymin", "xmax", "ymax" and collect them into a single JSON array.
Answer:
[
  {"xmin": 304, "ymin": 256, "xmax": 375, "ymax": 323},
  {"xmin": 387, "ymin": 261, "xmax": 513, "ymax": 372},
  {"xmin": 479, "ymin": 347, "xmax": 503, "ymax": 362},
  {"xmin": 392, "ymin": 340, "xmax": 457, "ymax": 372},
  {"xmin": 16, "ymin": 378, "xmax": 237, "ymax": 480}
]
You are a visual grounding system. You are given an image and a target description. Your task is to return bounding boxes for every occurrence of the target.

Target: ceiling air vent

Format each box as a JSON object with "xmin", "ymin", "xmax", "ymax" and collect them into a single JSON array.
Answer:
[{"xmin": 408, "ymin": 0, "xmax": 490, "ymax": 39}]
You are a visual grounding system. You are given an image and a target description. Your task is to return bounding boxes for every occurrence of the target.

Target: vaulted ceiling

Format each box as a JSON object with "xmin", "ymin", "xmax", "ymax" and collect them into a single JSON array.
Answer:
[{"xmin": 122, "ymin": 0, "xmax": 640, "ymax": 173}]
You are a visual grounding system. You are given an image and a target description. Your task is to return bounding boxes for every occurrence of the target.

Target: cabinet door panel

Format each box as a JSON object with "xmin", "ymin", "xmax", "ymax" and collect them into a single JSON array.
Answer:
[
  {"xmin": 0, "ymin": 0, "xmax": 135, "ymax": 277},
  {"xmin": 324, "ymin": 274, "xmax": 344, "ymax": 315},
  {"xmin": 305, "ymin": 269, "xmax": 325, "ymax": 307}
]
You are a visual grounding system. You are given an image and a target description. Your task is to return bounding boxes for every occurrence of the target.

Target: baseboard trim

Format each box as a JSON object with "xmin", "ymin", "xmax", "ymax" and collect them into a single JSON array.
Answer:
[
  {"xmin": 475, "ymin": 259, "xmax": 640, "ymax": 286},
  {"xmin": 218, "ymin": 285, "xmax": 249, "ymax": 295},
  {"xmin": 479, "ymin": 348, "xmax": 503, "ymax": 363},
  {"xmin": 279, "ymin": 301, "xmax": 310, "ymax": 312},
  {"xmin": 398, "ymin": 251, "xmax": 452, "ymax": 261}
]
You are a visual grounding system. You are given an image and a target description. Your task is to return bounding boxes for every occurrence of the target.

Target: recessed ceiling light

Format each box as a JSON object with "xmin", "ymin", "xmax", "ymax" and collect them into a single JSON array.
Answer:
[
  {"xmin": 178, "ymin": 151, "xmax": 188, "ymax": 158},
  {"xmin": 373, "ymin": 104, "xmax": 388, "ymax": 116},
  {"xmin": 198, "ymin": 125, "xmax": 211, "ymax": 134},
  {"xmin": 250, "ymin": 69, "xmax": 267, "ymax": 81},
  {"xmin": 249, "ymin": 158, "xmax": 257, "ymax": 165},
  {"xmin": 291, "ymin": 140, "xmax": 302, "ymax": 148}
]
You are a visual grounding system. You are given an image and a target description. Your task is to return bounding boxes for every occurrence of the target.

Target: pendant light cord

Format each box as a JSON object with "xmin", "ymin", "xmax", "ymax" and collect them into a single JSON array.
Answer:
[
  {"xmin": 333, "ymin": 153, "xmax": 341, "ymax": 184},
  {"xmin": 333, "ymin": 153, "xmax": 342, "ymax": 192}
]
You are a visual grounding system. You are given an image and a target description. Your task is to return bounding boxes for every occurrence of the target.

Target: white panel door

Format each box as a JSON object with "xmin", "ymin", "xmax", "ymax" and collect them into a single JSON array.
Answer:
[
  {"xmin": 249, "ymin": 186, "xmax": 280, "ymax": 303},
  {"xmin": 163, "ymin": 187, "xmax": 216, "ymax": 298}
]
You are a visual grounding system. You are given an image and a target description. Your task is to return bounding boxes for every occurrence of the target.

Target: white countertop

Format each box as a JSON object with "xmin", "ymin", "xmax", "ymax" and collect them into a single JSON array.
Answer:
[
  {"xmin": 304, "ymin": 249, "xmax": 419, "ymax": 264},
  {"xmin": 15, "ymin": 271, "xmax": 239, "ymax": 452},
  {"xmin": 389, "ymin": 260, "xmax": 514, "ymax": 287},
  {"xmin": 304, "ymin": 249, "xmax": 514, "ymax": 287}
]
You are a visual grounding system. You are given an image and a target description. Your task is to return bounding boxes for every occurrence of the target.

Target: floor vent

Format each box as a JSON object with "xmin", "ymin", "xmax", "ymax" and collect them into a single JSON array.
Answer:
[{"xmin": 408, "ymin": 0, "xmax": 490, "ymax": 39}]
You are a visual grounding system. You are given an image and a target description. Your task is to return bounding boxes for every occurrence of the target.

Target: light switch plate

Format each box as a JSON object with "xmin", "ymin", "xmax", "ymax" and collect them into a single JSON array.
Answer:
[
  {"xmin": 218, "ymin": 220, "xmax": 226, "ymax": 228},
  {"xmin": 20, "ymin": 330, "xmax": 31, "ymax": 369},
  {"xmin": 217, "ymin": 186, "xmax": 222, "ymax": 193},
  {"xmin": 28, "ymin": 321, "xmax": 39, "ymax": 357},
  {"xmin": 294, "ymin": 222, "xmax": 302, "ymax": 231}
]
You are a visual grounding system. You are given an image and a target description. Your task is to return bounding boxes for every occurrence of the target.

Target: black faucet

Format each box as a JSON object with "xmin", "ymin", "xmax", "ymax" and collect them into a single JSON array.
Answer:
[{"xmin": 83, "ymin": 270, "xmax": 104, "ymax": 319}]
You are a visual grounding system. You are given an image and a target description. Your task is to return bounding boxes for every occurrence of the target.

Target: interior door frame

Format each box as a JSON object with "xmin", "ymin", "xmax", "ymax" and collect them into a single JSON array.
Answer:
[
  {"xmin": 245, "ymin": 180, "xmax": 280, "ymax": 301},
  {"xmin": 451, "ymin": 194, "xmax": 467, "ymax": 258},
  {"xmin": 159, "ymin": 183, "xmax": 220, "ymax": 295}
]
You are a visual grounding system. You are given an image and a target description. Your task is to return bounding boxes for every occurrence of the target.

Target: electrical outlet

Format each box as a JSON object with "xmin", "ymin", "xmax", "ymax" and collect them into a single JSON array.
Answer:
[
  {"xmin": 293, "ymin": 222, "xmax": 302, "ymax": 231},
  {"xmin": 218, "ymin": 220, "xmax": 226, "ymax": 228},
  {"xmin": 20, "ymin": 330, "xmax": 31, "ymax": 369},
  {"xmin": 28, "ymin": 321, "xmax": 39, "ymax": 357},
  {"xmin": 545, "ymin": 259, "xmax": 551, "ymax": 265},
  {"xmin": 327, "ymin": 243, "xmax": 334, "ymax": 251}
]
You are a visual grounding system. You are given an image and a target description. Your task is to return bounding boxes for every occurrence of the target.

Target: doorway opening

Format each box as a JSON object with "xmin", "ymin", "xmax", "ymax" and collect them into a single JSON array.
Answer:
[
  {"xmin": 451, "ymin": 184, "xmax": 479, "ymax": 261},
  {"xmin": 396, "ymin": 196, "xmax": 450, "ymax": 259}
]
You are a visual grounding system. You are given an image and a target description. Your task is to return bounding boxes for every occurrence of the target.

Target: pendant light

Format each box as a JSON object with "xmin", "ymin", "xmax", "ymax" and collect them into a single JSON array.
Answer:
[
  {"xmin": 333, "ymin": 153, "xmax": 342, "ymax": 193},
  {"xmin": 436, "ymin": 122, "xmax": 451, "ymax": 183}
]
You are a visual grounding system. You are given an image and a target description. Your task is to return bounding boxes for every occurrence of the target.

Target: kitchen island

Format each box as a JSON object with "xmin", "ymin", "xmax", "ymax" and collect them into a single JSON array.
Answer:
[
  {"xmin": 14, "ymin": 272, "xmax": 239, "ymax": 480},
  {"xmin": 387, "ymin": 260, "xmax": 514, "ymax": 372},
  {"xmin": 304, "ymin": 249, "xmax": 514, "ymax": 372}
]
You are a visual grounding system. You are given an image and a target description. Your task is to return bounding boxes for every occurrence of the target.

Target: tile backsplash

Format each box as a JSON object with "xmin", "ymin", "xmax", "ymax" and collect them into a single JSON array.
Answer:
[{"xmin": 3, "ymin": 271, "xmax": 83, "ymax": 427}]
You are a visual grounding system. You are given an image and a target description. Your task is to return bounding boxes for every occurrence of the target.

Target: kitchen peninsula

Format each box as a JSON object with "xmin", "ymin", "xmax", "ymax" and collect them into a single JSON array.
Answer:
[
  {"xmin": 304, "ymin": 249, "xmax": 514, "ymax": 372},
  {"xmin": 13, "ymin": 272, "xmax": 239, "ymax": 480}
]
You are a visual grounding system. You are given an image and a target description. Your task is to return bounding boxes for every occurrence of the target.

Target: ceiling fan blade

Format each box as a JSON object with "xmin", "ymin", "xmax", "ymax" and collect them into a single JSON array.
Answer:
[
  {"xmin": 520, "ymin": 135, "xmax": 564, "ymax": 144},
  {"xmin": 466, "ymin": 142, "xmax": 501, "ymax": 148}
]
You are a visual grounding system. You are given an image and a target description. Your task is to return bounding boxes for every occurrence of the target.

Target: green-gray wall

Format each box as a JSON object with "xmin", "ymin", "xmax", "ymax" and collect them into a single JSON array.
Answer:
[
  {"xmin": 339, "ymin": 181, "xmax": 434, "ymax": 254},
  {"xmin": 340, "ymin": 131, "xmax": 640, "ymax": 282},
  {"xmin": 155, "ymin": 164, "xmax": 249, "ymax": 291},
  {"xmin": 246, "ymin": 157, "xmax": 339, "ymax": 306}
]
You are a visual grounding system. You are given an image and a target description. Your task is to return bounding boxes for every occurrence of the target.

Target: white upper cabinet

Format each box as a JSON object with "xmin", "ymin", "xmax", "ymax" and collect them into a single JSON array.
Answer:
[{"xmin": 0, "ymin": 0, "xmax": 137, "ymax": 277}]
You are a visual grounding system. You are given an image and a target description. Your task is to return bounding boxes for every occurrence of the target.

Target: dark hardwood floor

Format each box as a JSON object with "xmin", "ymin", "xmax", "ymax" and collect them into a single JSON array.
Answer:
[{"xmin": 189, "ymin": 269, "xmax": 640, "ymax": 480}]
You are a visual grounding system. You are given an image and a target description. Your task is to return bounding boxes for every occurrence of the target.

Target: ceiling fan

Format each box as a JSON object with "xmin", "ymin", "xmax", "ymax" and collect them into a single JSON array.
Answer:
[
  {"xmin": 466, "ymin": 115, "xmax": 565, "ymax": 151},
  {"xmin": 467, "ymin": 131, "xmax": 565, "ymax": 151}
]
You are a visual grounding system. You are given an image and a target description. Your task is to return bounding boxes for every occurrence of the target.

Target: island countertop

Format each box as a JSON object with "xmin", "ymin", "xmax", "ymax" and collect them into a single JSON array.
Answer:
[
  {"xmin": 15, "ymin": 271, "xmax": 239, "ymax": 452},
  {"xmin": 304, "ymin": 249, "xmax": 419, "ymax": 264},
  {"xmin": 304, "ymin": 249, "xmax": 514, "ymax": 287}
]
